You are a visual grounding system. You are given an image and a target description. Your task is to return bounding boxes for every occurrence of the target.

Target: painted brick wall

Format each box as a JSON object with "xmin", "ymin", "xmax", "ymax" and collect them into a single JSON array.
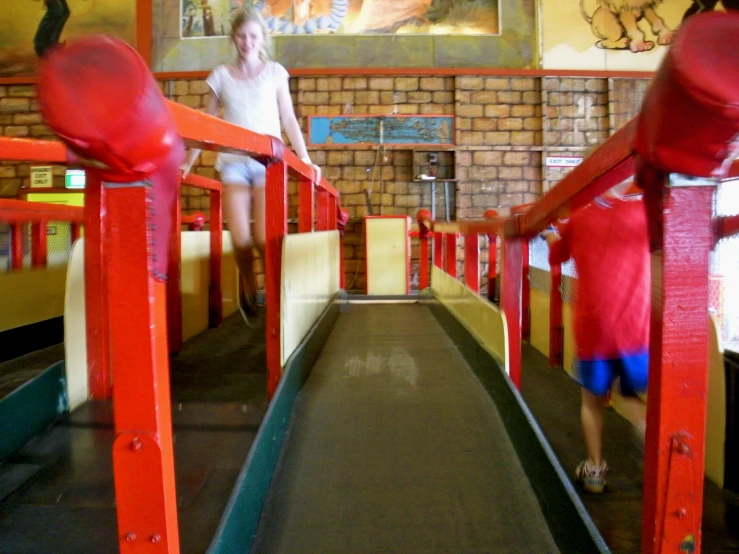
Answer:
[{"xmin": 1, "ymin": 75, "xmax": 649, "ymax": 292}]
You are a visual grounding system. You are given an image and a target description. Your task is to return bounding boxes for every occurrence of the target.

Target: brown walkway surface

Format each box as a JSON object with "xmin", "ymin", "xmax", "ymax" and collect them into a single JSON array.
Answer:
[{"xmin": 252, "ymin": 304, "xmax": 560, "ymax": 554}]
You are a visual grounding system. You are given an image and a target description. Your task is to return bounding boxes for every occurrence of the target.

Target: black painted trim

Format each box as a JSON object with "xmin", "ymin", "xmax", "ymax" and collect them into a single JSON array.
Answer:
[
  {"xmin": 207, "ymin": 293, "xmax": 343, "ymax": 554},
  {"xmin": 427, "ymin": 297, "xmax": 611, "ymax": 554},
  {"xmin": 0, "ymin": 317, "xmax": 64, "ymax": 363}
]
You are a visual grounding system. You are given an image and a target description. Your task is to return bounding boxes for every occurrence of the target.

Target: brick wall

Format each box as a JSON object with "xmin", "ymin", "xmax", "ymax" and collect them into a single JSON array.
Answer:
[{"xmin": 1, "ymin": 75, "xmax": 649, "ymax": 291}]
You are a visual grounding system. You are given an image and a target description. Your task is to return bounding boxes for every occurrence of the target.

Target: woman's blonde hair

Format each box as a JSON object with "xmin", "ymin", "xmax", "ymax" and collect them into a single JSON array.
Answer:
[{"xmin": 231, "ymin": 9, "xmax": 273, "ymax": 62}]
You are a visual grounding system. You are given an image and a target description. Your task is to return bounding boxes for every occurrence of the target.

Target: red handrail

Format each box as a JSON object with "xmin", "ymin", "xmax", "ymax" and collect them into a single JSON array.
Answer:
[{"xmin": 0, "ymin": 198, "xmax": 83, "ymax": 223}]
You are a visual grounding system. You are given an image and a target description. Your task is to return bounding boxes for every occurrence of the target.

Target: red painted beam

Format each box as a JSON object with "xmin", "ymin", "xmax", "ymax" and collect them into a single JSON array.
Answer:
[
  {"xmin": 209, "ymin": 190, "xmax": 223, "ymax": 328},
  {"xmin": 444, "ymin": 233, "xmax": 457, "ymax": 278},
  {"xmin": 433, "ymin": 233, "xmax": 443, "ymax": 270},
  {"xmin": 0, "ymin": 136, "xmax": 68, "ymax": 163},
  {"xmin": 501, "ymin": 236, "xmax": 523, "ymax": 388},
  {"xmin": 30, "ymin": 222, "xmax": 47, "ymax": 268},
  {"xmin": 167, "ymin": 191, "xmax": 183, "ymax": 354},
  {"xmin": 83, "ymin": 175, "xmax": 111, "ymax": 400},
  {"xmin": 106, "ymin": 183, "xmax": 179, "ymax": 554},
  {"xmin": 0, "ymin": 198, "xmax": 84, "ymax": 223},
  {"xmin": 298, "ymin": 178, "xmax": 315, "ymax": 233},
  {"xmin": 180, "ymin": 171, "xmax": 223, "ymax": 192},
  {"xmin": 517, "ymin": 119, "xmax": 637, "ymax": 237},
  {"xmin": 464, "ymin": 233, "xmax": 479, "ymax": 293},
  {"xmin": 549, "ymin": 263, "xmax": 564, "ymax": 368},
  {"xmin": 716, "ymin": 214, "xmax": 739, "ymax": 241},
  {"xmin": 641, "ymin": 176, "xmax": 715, "ymax": 554},
  {"xmin": 10, "ymin": 224, "xmax": 23, "ymax": 270},
  {"xmin": 265, "ymin": 159, "xmax": 288, "ymax": 399},
  {"xmin": 169, "ymin": 103, "xmax": 339, "ymax": 199}
]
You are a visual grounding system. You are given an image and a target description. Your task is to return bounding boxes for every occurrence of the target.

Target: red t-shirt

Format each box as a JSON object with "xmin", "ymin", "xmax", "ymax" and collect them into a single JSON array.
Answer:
[{"xmin": 548, "ymin": 197, "xmax": 650, "ymax": 361}]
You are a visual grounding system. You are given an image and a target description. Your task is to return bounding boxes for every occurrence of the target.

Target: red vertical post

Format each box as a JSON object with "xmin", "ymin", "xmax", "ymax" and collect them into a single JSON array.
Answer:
[
  {"xmin": 416, "ymin": 209, "xmax": 432, "ymax": 290},
  {"xmin": 487, "ymin": 233, "xmax": 497, "ymax": 302},
  {"xmin": 167, "ymin": 189, "xmax": 183, "ymax": 354},
  {"xmin": 106, "ymin": 182, "xmax": 179, "ymax": 554},
  {"xmin": 434, "ymin": 232, "xmax": 443, "ymax": 270},
  {"xmin": 265, "ymin": 159, "xmax": 288, "ymax": 399},
  {"xmin": 501, "ymin": 235, "xmax": 522, "ymax": 388},
  {"xmin": 31, "ymin": 222, "xmax": 47, "ymax": 268},
  {"xmin": 549, "ymin": 262, "xmax": 563, "ymax": 367},
  {"xmin": 209, "ymin": 189, "xmax": 223, "ymax": 328},
  {"xmin": 444, "ymin": 233, "xmax": 456, "ymax": 278},
  {"xmin": 328, "ymin": 193, "xmax": 338, "ymax": 231},
  {"xmin": 84, "ymin": 174, "xmax": 111, "ymax": 399},
  {"xmin": 521, "ymin": 236, "xmax": 530, "ymax": 341},
  {"xmin": 464, "ymin": 232, "xmax": 479, "ymax": 293},
  {"xmin": 298, "ymin": 179, "xmax": 314, "ymax": 233},
  {"xmin": 511, "ymin": 207, "xmax": 530, "ymax": 340},
  {"xmin": 641, "ymin": 174, "xmax": 716, "ymax": 554},
  {"xmin": 11, "ymin": 223, "xmax": 23, "ymax": 270},
  {"xmin": 485, "ymin": 210, "xmax": 498, "ymax": 303},
  {"xmin": 419, "ymin": 234, "xmax": 429, "ymax": 290},
  {"xmin": 316, "ymin": 189, "xmax": 329, "ymax": 231}
]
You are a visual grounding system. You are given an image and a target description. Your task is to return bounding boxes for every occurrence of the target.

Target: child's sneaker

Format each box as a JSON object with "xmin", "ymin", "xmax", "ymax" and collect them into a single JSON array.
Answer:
[
  {"xmin": 238, "ymin": 278, "xmax": 258, "ymax": 327},
  {"xmin": 576, "ymin": 460, "xmax": 608, "ymax": 493}
]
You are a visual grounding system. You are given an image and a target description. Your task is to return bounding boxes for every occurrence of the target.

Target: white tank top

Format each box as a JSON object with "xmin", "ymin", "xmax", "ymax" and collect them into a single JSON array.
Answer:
[{"xmin": 206, "ymin": 61, "xmax": 289, "ymax": 166}]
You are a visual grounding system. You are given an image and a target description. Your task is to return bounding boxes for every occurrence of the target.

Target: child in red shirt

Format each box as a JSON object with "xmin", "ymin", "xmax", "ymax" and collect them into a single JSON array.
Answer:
[{"xmin": 543, "ymin": 180, "xmax": 650, "ymax": 493}]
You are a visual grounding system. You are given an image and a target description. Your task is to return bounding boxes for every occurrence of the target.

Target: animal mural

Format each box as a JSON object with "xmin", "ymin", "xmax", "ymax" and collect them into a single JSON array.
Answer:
[
  {"xmin": 181, "ymin": 0, "xmax": 499, "ymax": 37},
  {"xmin": 579, "ymin": 0, "xmax": 675, "ymax": 52}
]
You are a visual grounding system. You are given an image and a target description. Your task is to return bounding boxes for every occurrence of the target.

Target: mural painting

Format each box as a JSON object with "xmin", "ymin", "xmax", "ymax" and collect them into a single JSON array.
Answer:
[
  {"xmin": 541, "ymin": 0, "xmax": 731, "ymax": 70},
  {"xmin": 0, "ymin": 0, "xmax": 136, "ymax": 78},
  {"xmin": 179, "ymin": 0, "xmax": 500, "ymax": 38},
  {"xmin": 154, "ymin": 0, "xmax": 523, "ymax": 71}
]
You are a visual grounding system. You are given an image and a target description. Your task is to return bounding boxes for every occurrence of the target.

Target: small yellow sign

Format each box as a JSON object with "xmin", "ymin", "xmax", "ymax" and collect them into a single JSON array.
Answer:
[{"xmin": 30, "ymin": 166, "xmax": 53, "ymax": 188}]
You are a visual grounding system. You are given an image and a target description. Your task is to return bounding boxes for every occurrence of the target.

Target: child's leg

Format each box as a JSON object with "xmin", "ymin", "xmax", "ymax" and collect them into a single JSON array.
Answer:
[
  {"xmin": 223, "ymin": 184, "xmax": 257, "ymax": 295},
  {"xmin": 252, "ymin": 184, "xmax": 266, "ymax": 266},
  {"xmin": 581, "ymin": 388, "xmax": 607, "ymax": 466}
]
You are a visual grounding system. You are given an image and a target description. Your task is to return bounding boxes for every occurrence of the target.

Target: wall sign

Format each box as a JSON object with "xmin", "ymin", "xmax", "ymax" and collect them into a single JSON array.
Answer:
[{"xmin": 545, "ymin": 156, "xmax": 583, "ymax": 168}]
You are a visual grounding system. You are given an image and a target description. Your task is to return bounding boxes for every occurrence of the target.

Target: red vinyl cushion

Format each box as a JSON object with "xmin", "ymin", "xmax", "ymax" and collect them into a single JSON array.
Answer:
[{"xmin": 635, "ymin": 11, "xmax": 739, "ymax": 178}]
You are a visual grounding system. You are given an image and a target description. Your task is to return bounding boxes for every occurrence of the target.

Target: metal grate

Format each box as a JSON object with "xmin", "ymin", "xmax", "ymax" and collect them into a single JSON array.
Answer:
[
  {"xmin": 0, "ymin": 222, "xmax": 73, "ymax": 273},
  {"xmin": 46, "ymin": 221, "xmax": 73, "ymax": 268}
]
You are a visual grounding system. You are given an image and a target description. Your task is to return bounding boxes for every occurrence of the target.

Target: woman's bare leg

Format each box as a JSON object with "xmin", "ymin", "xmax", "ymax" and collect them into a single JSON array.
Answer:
[{"xmin": 223, "ymin": 185, "xmax": 257, "ymax": 297}]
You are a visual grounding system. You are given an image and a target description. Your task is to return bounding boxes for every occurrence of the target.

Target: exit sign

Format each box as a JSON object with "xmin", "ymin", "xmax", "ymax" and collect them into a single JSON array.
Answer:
[
  {"xmin": 30, "ymin": 165, "xmax": 53, "ymax": 188},
  {"xmin": 545, "ymin": 156, "xmax": 583, "ymax": 168}
]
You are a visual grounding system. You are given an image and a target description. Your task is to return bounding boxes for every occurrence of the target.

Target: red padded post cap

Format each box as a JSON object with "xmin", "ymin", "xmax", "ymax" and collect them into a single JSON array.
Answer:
[
  {"xmin": 635, "ymin": 11, "xmax": 739, "ymax": 178},
  {"xmin": 37, "ymin": 35, "xmax": 181, "ymax": 182}
]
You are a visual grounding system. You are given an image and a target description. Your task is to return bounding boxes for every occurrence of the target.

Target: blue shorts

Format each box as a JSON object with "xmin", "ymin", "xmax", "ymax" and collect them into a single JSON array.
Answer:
[
  {"xmin": 220, "ymin": 158, "xmax": 266, "ymax": 187},
  {"xmin": 575, "ymin": 352, "xmax": 649, "ymax": 397}
]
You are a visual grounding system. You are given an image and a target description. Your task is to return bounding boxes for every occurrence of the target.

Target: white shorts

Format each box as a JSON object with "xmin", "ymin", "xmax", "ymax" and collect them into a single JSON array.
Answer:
[{"xmin": 219, "ymin": 158, "xmax": 266, "ymax": 188}]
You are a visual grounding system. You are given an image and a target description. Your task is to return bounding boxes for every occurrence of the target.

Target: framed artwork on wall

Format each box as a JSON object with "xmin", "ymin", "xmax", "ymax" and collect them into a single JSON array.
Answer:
[
  {"xmin": 151, "ymin": 0, "xmax": 536, "ymax": 73},
  {"xmin": 0, "ymin": 0, "xmax": 146, "ymax": 82},
  {"xmin": 540, "ymin": 0, "xmax": 729, "ymax": 71}
]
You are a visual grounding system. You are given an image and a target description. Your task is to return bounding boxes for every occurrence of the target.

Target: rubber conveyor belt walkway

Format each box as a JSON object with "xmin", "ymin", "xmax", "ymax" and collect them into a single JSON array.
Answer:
[{"xmin": 251, "ymin": 304, "xmax": 560, "ymax": 554}]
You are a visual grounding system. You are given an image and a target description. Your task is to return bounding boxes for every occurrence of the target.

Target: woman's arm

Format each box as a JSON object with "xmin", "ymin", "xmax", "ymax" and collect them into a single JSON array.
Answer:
[
  {"xmin": 276, "ymin": 77, "xmax": 322, "ymax": 182},
  {"xmin": 181, "ymin": 91, "xmax": 219, "ymax": 177}
]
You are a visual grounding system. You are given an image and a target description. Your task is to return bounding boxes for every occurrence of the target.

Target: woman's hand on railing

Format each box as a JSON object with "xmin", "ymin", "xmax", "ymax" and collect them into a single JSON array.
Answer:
[{"xmin": 300, "ymin": 156, "xmax": 321, "ymax": 184}]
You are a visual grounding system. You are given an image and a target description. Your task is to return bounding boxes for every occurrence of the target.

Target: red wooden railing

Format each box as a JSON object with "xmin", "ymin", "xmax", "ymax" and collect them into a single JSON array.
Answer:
[
  {"xmin": 415, "ymin": 13, "xmax": 739, "ymax": 554},
  {"xmin": 0, "ymin": 196, "xmax": 83, "ymax": 270},
  {"xmin": 167, "ymin": 174, "xmax": 224, "ymax": 353}
]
